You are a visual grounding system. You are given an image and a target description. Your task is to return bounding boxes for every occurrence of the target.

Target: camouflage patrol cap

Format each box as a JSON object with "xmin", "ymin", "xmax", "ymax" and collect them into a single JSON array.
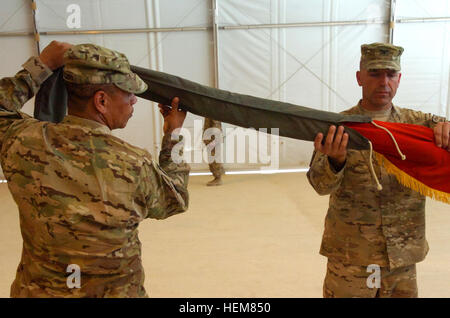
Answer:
[
  {"xmin": 63, "ymin": 43, "xmax": 147, "ymax": 94},
  {"xmin": 360, "ymin": 42, "xmax": 404, "ymax": 71}
]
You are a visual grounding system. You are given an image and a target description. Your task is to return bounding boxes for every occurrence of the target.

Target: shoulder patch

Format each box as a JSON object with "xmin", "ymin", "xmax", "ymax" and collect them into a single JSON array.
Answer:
[{"xmin": 432, "ymin": 115, "xmax": 444, "ymax": 124}]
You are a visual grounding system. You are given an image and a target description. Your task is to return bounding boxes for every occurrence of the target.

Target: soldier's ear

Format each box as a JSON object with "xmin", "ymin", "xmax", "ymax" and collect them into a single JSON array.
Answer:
[
  {"xmin": 356, "ymin": 71, "xmax": 362, "ymax": 86},
  {"xmin": 93, "ymin": 90, "xmax": 108, "ymax": 114}
]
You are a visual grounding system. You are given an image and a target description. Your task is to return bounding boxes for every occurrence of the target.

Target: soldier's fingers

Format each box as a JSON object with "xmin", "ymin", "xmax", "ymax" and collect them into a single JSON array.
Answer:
[
  {"xmin": 442, "ymin": 122, "xmax": 449, "ymax": 149},
  {"xmin": 324, "ymin": 125, "xmax": 336, "ymax": 151},
  {"xmin": 159, "ymin": 104, "xmax": 170, "ymax": 110},
  {"xmin": 171, "ymin": 97, "xmax": 180, "ymax": 111},
  {"xmin": 339, "ymin": 132, "xmax": 349, "ymax": 152},
  {"xmin": 158, "ymin": 105, "xmax": 170, "ymax": 116},
  {"xmin": 434, "ymin": 123, "xmax": 443, "ymax": 148},
  {"xmin": 314, "ymin": 133, "xmax": 324, "ymax": 152},
  {"xmin": 332, "ymin": 126, "xmax": 345, "ymax": 152}
]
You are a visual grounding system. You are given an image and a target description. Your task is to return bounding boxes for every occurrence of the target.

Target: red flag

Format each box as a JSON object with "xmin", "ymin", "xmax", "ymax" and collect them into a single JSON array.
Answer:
[{"xmin": 345, "ymin": 120, "xmax": 450, "ymax": 204}]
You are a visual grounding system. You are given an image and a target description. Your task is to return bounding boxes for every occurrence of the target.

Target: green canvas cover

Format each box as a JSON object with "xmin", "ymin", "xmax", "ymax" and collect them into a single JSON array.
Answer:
[
  {"xmin": 35, "ymin": 65, "xmax": 372, "ymax": 150},
  {"xmin": 131, "ymin": 65, "xmax": 372, "ymax": 150}
]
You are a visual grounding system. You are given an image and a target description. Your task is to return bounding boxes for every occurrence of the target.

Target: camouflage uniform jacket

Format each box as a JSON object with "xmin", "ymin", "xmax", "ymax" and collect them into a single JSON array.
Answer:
[
  {"xmin": 0, "ymin": 58, "xmax": 190, "ymax": 297},
  {"xmin": 307, "ymin": 102, "xmax": 447, "ymax": 270}
]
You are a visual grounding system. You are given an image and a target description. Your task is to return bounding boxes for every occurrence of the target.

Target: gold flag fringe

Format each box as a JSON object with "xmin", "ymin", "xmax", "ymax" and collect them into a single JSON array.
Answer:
[{"xmin": 374, "ymin": 152, "xmax": 450, "ymax": 204}]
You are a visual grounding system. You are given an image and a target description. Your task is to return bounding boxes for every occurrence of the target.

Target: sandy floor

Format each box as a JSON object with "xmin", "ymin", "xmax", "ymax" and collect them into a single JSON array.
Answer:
[{"xmin": 0, "ymin": 172, "xmax": 449, "ymax": 298}]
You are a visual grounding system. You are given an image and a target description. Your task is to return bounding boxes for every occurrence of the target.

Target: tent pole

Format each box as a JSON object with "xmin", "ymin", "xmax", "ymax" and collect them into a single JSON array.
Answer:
[
  {"xmin": 212, "ymin": 0, "xmax": 220, "ymax": 88},
  {"xmin": 30, "ymin": 0, "xmax": 41, "ymax": 54},
  {"xmin": 1, "ymin": 17, "xmax": 450, "ymax": 38},
  {"xmin": 388, "ymin": 0, "xmax": 397, "ymax": 44}
]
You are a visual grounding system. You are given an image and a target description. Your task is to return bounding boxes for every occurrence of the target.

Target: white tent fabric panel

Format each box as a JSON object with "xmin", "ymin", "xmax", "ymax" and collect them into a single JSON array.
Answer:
[
  {"xmin": 0, "ymin": 1, "xmax": 35, "ymax": 77},
  {"xmin": 35, "ymin": 0, "xmax": 149, "ymax": 30},
  {"xmin": 219, "ymin": 0, "xmax": 389, "ymax": 24},
  {"xmin": 158, "ymin": 0, "xmax": 211, "ymax": 28},
  {"xmin": 218, "ymin": 0, "xmax": 390, "ymax": 166},
  {"xmin": 396, "ymin": 0, "xmax": 450, "ymax": 18},
  {"xmin": 394, "ymin": 0, "xmax": 450, "ymax": 118},
  {"xmin": 0, "ymin": 0, "xmax": 34, "ymax": 33},
  {"xmin": 395, "ymin": 22, "xmax": 450, "ymax": 117}
]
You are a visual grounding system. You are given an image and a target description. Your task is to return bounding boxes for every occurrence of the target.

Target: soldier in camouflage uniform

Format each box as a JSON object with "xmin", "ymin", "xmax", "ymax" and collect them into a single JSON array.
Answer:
[
  {"xmin": 0, "ymin": 41, "xmax": 190, "ymax": 297},
  {"xmin": 203, "ymin": 118, "xmax": 225, "ymax": 186},
  {"xmin": 307, "ymin": 43, "xmax": 450, "ymax": 297}
]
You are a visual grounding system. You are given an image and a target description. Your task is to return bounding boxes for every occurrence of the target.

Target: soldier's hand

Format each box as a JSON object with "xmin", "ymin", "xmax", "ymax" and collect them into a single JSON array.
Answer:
[
  {"xmin": 39, "ymin": 41, "xmax": 73, "ymax": 70},
  {"xmin": 158, "ymin": 97, "xmax": 187, "ymax": 135},
  {"xmin": 314, "ymin": 125, "xmax": 349, "ymax": 166},
  {"xmin": 434, "ymin": 121, "xmax": 450, "ymax": 151}
]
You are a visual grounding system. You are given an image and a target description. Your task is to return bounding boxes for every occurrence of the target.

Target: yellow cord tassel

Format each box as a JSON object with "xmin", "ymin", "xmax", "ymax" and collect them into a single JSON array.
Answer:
[{"xmin": 374, "ymin": 152, "xmax": 450, "ymax": 204}]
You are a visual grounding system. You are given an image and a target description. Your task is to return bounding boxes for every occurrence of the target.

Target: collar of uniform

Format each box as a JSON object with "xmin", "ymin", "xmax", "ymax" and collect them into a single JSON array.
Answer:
[
  {"xmin": 391, "ymin": 105, "xmax": 402, "ymax": 120},
  {"xmin": 356, "ymin": 100, "xmax": 398, "ymax": 116},
  {"xmin": 61, "ymin": 115, "xmax": 112, "ymax": 135}
]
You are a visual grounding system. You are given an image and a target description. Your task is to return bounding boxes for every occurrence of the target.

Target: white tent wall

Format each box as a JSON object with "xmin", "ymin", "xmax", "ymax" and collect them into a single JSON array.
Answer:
[
  {"xmin": 219, "ymin": 0, "xmax": 391, "ymax": 167},
  {"xmin": 394, "ymin": 0, "xmax": 450, "ymax": 118},
  {"xmin": 0, "ymin": 0, "xmax": 449, "ymax": 176}
]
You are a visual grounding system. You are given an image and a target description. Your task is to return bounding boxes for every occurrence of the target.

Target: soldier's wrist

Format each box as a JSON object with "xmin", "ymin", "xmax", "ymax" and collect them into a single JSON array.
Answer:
[
  {"xmin": 328, "ymin": 156, "xmax": 346, "ymax": 173},
  {"xmin": 22, "ymin": 56, "xmax": 53, "ymax": 86}
]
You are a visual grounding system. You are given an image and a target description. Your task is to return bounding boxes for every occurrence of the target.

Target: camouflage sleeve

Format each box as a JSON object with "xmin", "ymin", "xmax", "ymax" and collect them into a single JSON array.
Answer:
[
  {"xmin": 0, "ymin": 56, "xmax": 52, "ymax": 112},
  {"xmin": 400, "ymin": 108, "xmax": 448, "ymax": 128},
  {"xmin": 307, "ymin": 151, "xmax": 345, "ymax": 195},
  {"xmin": 141, "ymin": 134, "xmax": 190, "ymax": 219},
  {"xmin": 0, "ymin": 57, "xmax": 52, "ymax": 143}
]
